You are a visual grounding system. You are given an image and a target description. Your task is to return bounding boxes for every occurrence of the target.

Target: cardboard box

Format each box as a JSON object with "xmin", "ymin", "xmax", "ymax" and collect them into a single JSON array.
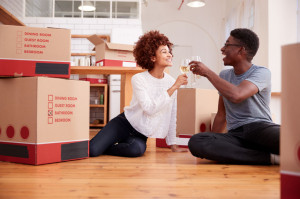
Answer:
[
  {"xmin": 281, "ymin": 43, "xmax": 300, "ymax": 198},
  {"xmin": 0, "ymin": 25, "xmax": 71, "ymax": 78},
  {"xmin": 0, "ymin": 77, "xmax": 90, "ymax": 165},
  {"xmin": 177, "ymin": 88, "xmax": 218, "ymax": 136},
  {"xmin": 87, "ymin": 34, "xmax": 136, "ymax": 67}
]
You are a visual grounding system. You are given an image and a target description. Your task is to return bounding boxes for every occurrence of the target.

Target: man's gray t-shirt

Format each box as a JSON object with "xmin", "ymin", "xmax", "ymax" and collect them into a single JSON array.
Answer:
[{"xmin": 219, "ymin": 64, "xmax": 273, "ymax": 130}]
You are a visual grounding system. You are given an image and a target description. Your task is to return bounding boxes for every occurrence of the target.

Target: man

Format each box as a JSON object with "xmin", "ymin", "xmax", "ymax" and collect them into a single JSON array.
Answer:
[{"xmin": 188, "ymin": 28, "xmax": 280, "ymax": 165}]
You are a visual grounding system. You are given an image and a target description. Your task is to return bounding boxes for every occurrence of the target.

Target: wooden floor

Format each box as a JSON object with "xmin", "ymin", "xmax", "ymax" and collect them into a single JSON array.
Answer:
[{"xmin": 0, "ymin": 131, "xmax": 280, "ymax": 199}]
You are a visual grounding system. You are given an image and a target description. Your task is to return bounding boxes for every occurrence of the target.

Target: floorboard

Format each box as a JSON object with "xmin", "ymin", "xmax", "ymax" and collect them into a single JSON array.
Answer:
[{"xmin": 0, "ymin": 131, "xmax": 280, "ymax": 199}]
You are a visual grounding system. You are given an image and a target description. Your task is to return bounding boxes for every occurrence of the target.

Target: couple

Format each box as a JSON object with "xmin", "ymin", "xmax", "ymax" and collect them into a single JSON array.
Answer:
[{"xmin": 89, "ymin": 28, "xmax": 280, "ymax": 165}]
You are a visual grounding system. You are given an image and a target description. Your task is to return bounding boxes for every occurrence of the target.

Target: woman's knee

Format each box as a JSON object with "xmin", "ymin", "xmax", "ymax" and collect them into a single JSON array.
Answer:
[
  {"xmin": 89, "ymin": 138, "xmax": 108, "ymax": 157},
  {"xmin": 89, "ymin": 143, "xmax": 99, "ymax": 157},
  {"xmin": 129, "ymin": 139, "xmax": 147, "ymax": 157}
]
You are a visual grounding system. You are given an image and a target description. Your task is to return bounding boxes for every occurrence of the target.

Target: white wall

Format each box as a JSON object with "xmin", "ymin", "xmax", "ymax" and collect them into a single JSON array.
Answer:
[
  {"xmin": 222, "ymin": 0, "xmax": 269, "ymax": 70},
  {"xmin": 22, "ymin": 17, "xmax": 141, "ymax": 54},
  {"xmin": 142, "ymin": 0, "xmax": 226, "ymax": 89},
  {"xmin": 268, "ymin": 0, "xmax": 297, "ymax": 124},
  {"xmin": 298, "ymin": 0, "xmax": 300, "ymax": 41},
  {"xmin": 268, "ymin": 0, "xmax": 297, "ymax": 92}
]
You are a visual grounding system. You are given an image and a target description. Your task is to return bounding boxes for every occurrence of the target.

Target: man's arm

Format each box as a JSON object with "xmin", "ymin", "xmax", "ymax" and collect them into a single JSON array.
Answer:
[
  {"xmin": 206, "ymin": 71, "xmax": 258, "ymax": 103},
  {"xmin": 212, "ymin": 96, "xmax": 227, "ymax": 133},
  {"xmin": 190, "ymin": 62, "xmax": 258, "ymax": 103}
]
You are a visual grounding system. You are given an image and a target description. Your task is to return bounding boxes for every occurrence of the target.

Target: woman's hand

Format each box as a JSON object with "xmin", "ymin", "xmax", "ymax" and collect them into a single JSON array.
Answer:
[
  {"xmin": 173, "ymin": 74, "xmax": 188, "ymax": 89},
  {"xmin": 170, "ymin": 145, "xmax": 188, "ymax": 152},
  {"xmin": 167, "ymin": 74, "xmax": 188, "ymax": 96}
]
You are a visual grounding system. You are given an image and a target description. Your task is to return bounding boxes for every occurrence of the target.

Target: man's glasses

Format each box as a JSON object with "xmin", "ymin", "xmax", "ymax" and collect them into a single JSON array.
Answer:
[{"xmin": 223, "ymin": 43, "xmax": 243, "ymax": 48}]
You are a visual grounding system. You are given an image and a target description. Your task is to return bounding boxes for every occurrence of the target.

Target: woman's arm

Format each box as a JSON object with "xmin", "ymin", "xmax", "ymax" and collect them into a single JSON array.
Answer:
[
  {"xmin": 165, "ymin": 93, "xmax": 177, "ymax": 146},
  {"xmin": 167, "ymin": 74, "xmax": 188, "ymax": 97},
  {"xmin": 166, "ymin": 88, "xmax": 188, "ymax": 153},
  {"xmin": 131, "ymin": 75, "xmax": 172, "ymax": 115},
  {"xmin": 132, "ymin": 74, "xmax": 187, "ymax": 116}
]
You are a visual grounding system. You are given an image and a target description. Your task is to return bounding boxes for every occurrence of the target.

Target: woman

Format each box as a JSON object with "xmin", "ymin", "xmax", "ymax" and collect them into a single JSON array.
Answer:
[{"xmin": 89, "ymin": 30, "xmax": 188, "ymax": 157}]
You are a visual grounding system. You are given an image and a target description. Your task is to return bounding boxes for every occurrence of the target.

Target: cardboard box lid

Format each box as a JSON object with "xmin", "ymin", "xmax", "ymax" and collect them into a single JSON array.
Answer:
[{"xmin": 88, "ymin": 34, "xmax": 133, "ymax": 52}]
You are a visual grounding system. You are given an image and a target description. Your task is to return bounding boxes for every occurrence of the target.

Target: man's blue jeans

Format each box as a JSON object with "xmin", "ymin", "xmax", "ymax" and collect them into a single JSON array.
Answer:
[{"xmin": 188, "ymin": 122, "xmax": 280, "ymax": 165}]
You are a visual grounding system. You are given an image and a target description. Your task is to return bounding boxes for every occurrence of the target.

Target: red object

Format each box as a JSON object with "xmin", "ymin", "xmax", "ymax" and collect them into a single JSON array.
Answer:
[
  {"xmin": 6, "ymin": 125, "xmax": 15, "ymax": 138},
  {"xmin": 96, "ymin": 59, "xmax": 136, "ymax": 67},
  {"xmin": 0, "ymin": 59, "xmax": 70, "ymax": 78},
  {"xmin": 79, "ymin": 78, "xmax": 107, "ymax": 84},
  {"xmin": 156, "ymin": 138, "xmax": 170, "ymax": 148},
  {"xmin": 0, "ymin": 140, "xmax": 89, "ymax": 165},
  {"xmin": 281, "ymin": 172, "xmax": 300, "ymax": 199},
  {"xmin": 298, "ymin": 146, "xmax": 300, "ymax": 161},
  {"xmin": 200, "ymin": 123, "xmax": 206, "ymax": 132},
  {"xmin": 20, "ymin": 126, "xmax": 30, "ymax": 139}
]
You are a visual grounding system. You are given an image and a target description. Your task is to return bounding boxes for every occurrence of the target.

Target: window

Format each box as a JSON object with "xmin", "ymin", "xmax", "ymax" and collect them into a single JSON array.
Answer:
[
  {"xmin": 55, "ymin": 0, "xmax": 79, "ymax": 18},
  {"xmin": 25, "ymin": 0, "xmax": 139, "ymax": 19},
  {"xmin": 25, "ymin": 0, "xmax": 53, "ymax": 17},
  {"xmin": 112, "ymin": 1, "xmax": 138, "ymax": 18},
  {"xmin": 95, "ymin": 1, "xmax": 110, "ymax": 18}
]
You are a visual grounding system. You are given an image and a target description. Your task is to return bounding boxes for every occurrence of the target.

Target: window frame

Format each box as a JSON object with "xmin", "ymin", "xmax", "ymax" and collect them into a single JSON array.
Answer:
[{"xmin": 24, "ymin": 0, "xmax": 140, "ymax": 19}]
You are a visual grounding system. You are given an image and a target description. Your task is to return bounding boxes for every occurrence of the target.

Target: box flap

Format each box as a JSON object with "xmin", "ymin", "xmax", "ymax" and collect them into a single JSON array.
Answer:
[
  {"xmin": 87, "ymin": 34, "xmax": 105, "ymax": 45},
  {"xmin": 88, "ymin": 34, "xmax": 133, "ymax": 52},
  {"xmin": 106, "ymin": 42, "xmax": 133, "ymax": 52}
]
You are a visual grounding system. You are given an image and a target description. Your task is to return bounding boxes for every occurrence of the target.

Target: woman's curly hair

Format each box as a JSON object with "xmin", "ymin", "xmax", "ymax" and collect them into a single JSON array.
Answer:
[{"xmin": 133, "ymin": 30, "xmax": 173, "ymax": 70}]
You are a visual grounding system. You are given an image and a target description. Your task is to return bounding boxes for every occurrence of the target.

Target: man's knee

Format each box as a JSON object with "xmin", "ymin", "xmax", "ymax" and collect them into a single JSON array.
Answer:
[{"xmin": 188, "ymin": 133, "xmax": 212, "ymax": 158}]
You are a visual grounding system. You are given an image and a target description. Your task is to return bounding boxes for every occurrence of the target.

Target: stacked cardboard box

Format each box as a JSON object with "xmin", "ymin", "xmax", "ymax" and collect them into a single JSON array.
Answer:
[
  {"xmin": 281, "ymin": 43, "xmax": 300, "ymax": 198},
  {"xmin": 0, "ymin": 25, "xmax": 90, "ymax": 165},
  {"xmin": 0, "ymin": 25, "xmax": 71, "ymax": 78},
  {"xmin": 88, "ymin": 34, "xmax": 136, "ymax": 67}
]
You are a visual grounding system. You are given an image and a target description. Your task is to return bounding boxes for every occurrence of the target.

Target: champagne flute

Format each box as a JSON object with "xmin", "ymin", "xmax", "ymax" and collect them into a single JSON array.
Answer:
[
  {"xmin": 190, "ymin": 56, "xmax": 202, "ymax": 80},
  {"xmin": 180, "ymin": 58, "xmax": 190, "ymax": 74},
  {"xmin": 179, "ymin": 58, "xmax": 190, "ymax": 88}
]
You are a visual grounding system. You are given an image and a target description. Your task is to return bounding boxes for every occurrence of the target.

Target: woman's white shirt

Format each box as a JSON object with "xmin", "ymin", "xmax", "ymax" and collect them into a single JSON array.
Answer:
[{"xmin": 124, "ymin": 71, "xmax": 177, "ymax": 145}]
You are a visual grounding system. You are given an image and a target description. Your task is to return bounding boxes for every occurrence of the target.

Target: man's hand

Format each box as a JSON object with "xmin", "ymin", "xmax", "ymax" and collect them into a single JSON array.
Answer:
[{"xmin": 189, "ymin": 61, "xmax": 210, "ymax": 77}]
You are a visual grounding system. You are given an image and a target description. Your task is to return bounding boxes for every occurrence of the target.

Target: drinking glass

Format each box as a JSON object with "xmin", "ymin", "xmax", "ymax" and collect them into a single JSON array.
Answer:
[
  {"xmin": 179, "ymin": 58, "xmax": 190, "ymax": 88},
  {"xmin": 190, "ymin": 56, "xmax": 202, "ymax": 80},
  {"xmin": 180, "ymin": 58, "xmax": 190, "ymax": 74}
]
